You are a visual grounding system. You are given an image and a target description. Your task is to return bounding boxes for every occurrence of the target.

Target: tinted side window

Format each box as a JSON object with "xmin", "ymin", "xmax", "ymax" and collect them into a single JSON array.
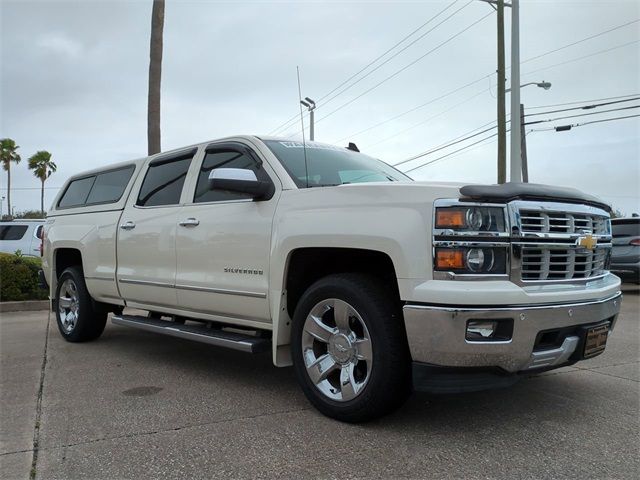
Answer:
[
  {"xmin": 194, "ymin": 149, "xmax": 269, "ymax": 203},
  {"xmin": 0, "ymin": 225, "xmax": 28, "ymax": 240},
  {"xmin": 137, "ymin": 156, "xmax": 192, "ymax": 207},
  {"xmin": 86, "ymin": 166, "xmax": 135, "ymax": 205},
  {"xmin": 58, "ymin": 176, "xmax": 96, "ymax": 208}
]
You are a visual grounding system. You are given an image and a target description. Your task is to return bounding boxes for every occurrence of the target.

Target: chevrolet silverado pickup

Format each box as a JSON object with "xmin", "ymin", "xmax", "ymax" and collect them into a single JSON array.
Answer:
[{"xmin": 41, "ymin": 136, "xmax": 622, "ymax": 422}]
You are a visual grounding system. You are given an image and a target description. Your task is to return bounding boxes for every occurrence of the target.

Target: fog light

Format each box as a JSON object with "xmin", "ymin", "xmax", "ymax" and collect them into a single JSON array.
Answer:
[{"xmin": 466, "ymin": 320, "xmax": 497, "ymax": 340}]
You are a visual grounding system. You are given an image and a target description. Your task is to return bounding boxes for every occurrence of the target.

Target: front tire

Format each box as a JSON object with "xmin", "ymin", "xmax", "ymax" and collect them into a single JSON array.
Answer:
[
  {"xmin": 55, "ymin": 267, "xmax": 107, "ymax": 342},
  {"xmin": 291, "ymin": 273, "xmax": 411, "ymax": 422}
]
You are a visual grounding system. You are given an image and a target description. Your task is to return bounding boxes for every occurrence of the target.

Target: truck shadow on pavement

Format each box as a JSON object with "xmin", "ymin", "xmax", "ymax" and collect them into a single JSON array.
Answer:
[{"xmin": 82, "ymin": 319, "xmax": 634, "ymax": 434}]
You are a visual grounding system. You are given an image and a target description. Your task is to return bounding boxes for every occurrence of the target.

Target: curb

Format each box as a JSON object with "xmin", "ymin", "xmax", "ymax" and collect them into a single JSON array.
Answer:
[{"xmin": 0, "ymin": 300, "xmax": 50, "ymax": 313}]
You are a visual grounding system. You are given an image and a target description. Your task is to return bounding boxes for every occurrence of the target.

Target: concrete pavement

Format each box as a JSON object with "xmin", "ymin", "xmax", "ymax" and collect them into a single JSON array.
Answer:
[{"xmin": 1, "ymin": 288, "xmax": 638, "ymax": 479}]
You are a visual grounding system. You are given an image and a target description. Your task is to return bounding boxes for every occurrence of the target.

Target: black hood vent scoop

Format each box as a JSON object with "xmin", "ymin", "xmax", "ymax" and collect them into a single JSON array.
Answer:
[{"xmin": 459, "ymin": 182, "xmax": 611, "ymax": 212}]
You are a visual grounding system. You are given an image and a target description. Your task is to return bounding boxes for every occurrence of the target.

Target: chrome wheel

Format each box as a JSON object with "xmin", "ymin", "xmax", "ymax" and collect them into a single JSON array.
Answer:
[
  {"xmin": 301, "ymin": 298, "xmax": 373, "ymax": 402},
  {"xmin": 58, "ymin": 279, "xmax": 80, "ymax": 333}
]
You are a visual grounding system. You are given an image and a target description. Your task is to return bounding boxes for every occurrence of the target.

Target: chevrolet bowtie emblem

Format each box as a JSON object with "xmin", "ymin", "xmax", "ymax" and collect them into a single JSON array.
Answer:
[{"xmin": 576, "ymin": 234, "xmax": 597, "ymax": 250}]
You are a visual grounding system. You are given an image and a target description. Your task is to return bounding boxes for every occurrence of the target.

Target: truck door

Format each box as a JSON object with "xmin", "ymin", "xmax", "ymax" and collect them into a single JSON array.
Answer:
[
  {"xmin": 116, "ymin": 149, "xmax": 198, "ymax": 310},
  {"xmin": 174, "ymin": 142, "xmax": 279, "ymax": 325}
]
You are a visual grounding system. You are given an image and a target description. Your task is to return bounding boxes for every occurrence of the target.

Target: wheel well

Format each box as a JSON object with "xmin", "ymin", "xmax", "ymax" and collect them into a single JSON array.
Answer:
[
  {"xmin": 284, "ymin": 248, "xmax": 400, "ymax": 318},
  {"xmin": 55, "ymin": 248, "xmax": 83, "ymax": 278}
]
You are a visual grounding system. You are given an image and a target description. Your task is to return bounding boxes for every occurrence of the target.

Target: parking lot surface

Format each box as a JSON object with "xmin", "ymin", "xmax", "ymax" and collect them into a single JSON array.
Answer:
[{"xmin": 1, "ymin": 287, "xmax": 639, "ymax": 479}]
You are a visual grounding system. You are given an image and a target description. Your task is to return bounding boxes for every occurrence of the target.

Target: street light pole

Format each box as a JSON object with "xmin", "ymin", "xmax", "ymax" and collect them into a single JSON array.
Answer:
[
  {"xmin": 496, "ymin": 0, "xmax": 507, "ymax": 184},
  {"xmin": 300, "ymin": 97, "xmax": 316, "ymax": 141},
  {"xmin": 509, "ymin": 0, "xmax": 522, "ymax": 183}
]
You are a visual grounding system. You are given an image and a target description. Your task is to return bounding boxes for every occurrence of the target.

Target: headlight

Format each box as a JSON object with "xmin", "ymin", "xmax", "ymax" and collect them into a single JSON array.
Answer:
[
  {"xmin": 433, "ymin": 201, "xmax": 510, "ymax": 278},
  {"xmin": 434, "ymin": 247, "xmax": 508, "ymax": 274},
  {"xmin": 435, "ymin": 206, "xmax": 506, "ymax": 233}
]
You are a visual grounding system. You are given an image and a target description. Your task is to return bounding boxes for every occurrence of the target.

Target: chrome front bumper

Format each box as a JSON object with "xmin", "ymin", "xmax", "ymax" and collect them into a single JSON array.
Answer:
[{"xmin": 403, "ymin": 292, "xmax": 622, "ymax": 373}]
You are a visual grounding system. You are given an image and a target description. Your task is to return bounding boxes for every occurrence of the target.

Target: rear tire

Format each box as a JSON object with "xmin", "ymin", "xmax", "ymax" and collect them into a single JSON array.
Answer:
[
  {"xmin": 291, "ymin": 273, "xmax": 411, "ymax": 422},
  {"xmin": 55, "ymin": 266, "xmax": 107, "ymax": 342}
]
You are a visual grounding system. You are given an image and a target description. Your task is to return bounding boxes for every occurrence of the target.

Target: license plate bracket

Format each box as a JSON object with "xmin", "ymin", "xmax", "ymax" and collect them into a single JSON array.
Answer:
[{"xmin": 582, "ymin": 323, "xmax": 610, "ymax": 358}]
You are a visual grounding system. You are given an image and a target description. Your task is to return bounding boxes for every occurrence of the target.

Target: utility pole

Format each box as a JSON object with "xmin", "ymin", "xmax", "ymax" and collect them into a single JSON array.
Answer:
[
  {"xmin": 496, "ymin": 0, "xmax": 507, "ymax": 184},
  {"xmin": 509, "ymin": 0, "xmax": 522, "ymax": 182},
  {"xmin": 300, "ymin": 97, "xmax": 316, "ymax": 141},
  {"xmin": 520, "ymin": 103, "xmax": 528, "ymax": 182}
]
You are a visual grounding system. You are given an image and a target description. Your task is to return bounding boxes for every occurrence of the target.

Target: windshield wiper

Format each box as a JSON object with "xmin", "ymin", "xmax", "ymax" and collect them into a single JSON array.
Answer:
[{"xmin": 341, "ymin": 173, "xmax": 397, "ymax": 184}]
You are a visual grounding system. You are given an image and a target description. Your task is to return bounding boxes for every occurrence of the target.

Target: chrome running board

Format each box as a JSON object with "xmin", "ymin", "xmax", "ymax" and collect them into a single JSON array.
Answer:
[{"xmin": 111, "ymin": 315, "xmax": 270, "ymax": 353}]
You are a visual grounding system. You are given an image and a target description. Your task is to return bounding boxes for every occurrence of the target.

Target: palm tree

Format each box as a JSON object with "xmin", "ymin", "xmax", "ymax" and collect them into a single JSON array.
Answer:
[
  {"xmin": 28, "ymin": 151, "xmax": 57, "ymax": 215},
  {"xmin": 0, "ymin": 138, "xmax": 21, "ymax": 218},
  {"xmin": 148, "ymin": 0, "xmax": 165, "ymax": 155}
]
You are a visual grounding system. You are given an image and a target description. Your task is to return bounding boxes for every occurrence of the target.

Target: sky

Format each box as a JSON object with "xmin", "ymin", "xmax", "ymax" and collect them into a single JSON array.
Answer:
[{"xmin": 1, "ymin": 0, "xmax": 639, "ymax": 215}]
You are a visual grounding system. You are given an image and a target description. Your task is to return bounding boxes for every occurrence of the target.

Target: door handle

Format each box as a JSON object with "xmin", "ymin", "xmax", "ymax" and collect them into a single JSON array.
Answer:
[
  {"xmin": 120, "ymin": 221, "xmax": 136, "ymax": 230},
  {"xmin": 178, "ymin": 218, "xmax": 200, "ymax": 227}
]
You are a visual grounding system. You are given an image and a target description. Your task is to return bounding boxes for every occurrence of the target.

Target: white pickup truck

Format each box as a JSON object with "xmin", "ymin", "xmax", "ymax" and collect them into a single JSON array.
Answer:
[{"xmin": 42, "ymin": 136, "xmax": 622, "ymax": 422}]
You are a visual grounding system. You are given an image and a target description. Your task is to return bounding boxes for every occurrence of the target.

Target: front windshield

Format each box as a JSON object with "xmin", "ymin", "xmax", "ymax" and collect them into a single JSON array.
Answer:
[{"xmin": 263, "ymin": 140, "xmax": 412, "ymax": 188}]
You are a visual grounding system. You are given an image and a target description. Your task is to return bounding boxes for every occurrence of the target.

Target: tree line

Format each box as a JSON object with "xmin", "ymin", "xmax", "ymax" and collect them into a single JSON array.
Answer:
[{"xmin": 0, "ymin": 138, "xmax": 57, "ymax": 218}]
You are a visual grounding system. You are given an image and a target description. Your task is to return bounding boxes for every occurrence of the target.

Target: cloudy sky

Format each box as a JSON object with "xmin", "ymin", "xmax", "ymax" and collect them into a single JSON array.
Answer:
[{"xmin": 1, "ymin": 0, "xmax": 639, "ymax": 215}]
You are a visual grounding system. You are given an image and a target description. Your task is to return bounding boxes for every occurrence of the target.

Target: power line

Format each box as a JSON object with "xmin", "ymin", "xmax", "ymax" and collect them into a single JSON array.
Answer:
[
  {"xmin": 395, "ymin": 122, "xmax": 497, "ymax": 167},
  {"xmin": 313, "ymin": 1, "xmax": 474, "ymax": 113},
  {"xmin": 388, "ymin": 99, "xmax": 638, "ymax": 164},
  {"xmin": 267, "ymin": 0, "xmax": 466, "ymax": 136},
  {"xmin": 524, "ymin": 104, "xmax": 640, "ymax": 126},
  {"xmin": 368, "ymin": 88, "xmax": 492, "ymax": 148},
  {"xmin": 277, "ymin": 15, "xmax": 638, "ymax": 140},
  {"xmin": 275, "ymin": 1, "xmax": 480, "ymax": 137},
  {"xmin": 525, "ymin": 96, "xmax": 640, "ymax": 117},
  {"xmin": 398, "ymin": 101, "xmax": 639, "ymax": 168},
  {"xmin": 314, "ymin": 10, "xmax": 495, "ymax": 125},
  {"xmin": 520, "ymin": 19, "xmax": 639, "ymax": 66},
  {"xmin": 317, "ymin": 1, "xmax": 464, "ymax": 105},
  {"xmin": 404, "ymin": 131, "xmax": 499, "ymax": 173},
  {"xmin": 406, "ymin": 113, "xmax": 640, "ymax": 175},
  {"xmin": 334, "ymin": 32, "xmax": 638, "ymax": 146},
  {"xmin": 527, "ymin": 93, "xmax": 640, "ymax": 110},
  {"xmin": 529, "ymin": 113, "xmax": 640, "ymax": 132},
  {"xmin": 333, "ymin": 74, "xmax": 492, "ymax": 144},
  {"xmin": 520, "ymin": 40, "xmax": 639, "ymax": 79}
]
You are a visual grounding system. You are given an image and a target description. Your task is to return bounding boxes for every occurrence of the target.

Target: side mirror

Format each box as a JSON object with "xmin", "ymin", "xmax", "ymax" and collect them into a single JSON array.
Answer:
[{"xmin": 208, "ymin": 168, "xmax": 273, "ymax": 200}]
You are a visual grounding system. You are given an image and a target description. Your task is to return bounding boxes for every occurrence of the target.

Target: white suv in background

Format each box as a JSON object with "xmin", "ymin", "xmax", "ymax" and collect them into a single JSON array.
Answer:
[{"xmin": 0, "ymin": 220, "xmax": 44, "ymax": 257}]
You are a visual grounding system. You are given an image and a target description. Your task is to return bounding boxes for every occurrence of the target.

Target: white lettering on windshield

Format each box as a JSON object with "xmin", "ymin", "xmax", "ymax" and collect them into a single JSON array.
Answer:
[{"xmin": 278, "ymin": 141, "xmax": 346, "ymax": 152}]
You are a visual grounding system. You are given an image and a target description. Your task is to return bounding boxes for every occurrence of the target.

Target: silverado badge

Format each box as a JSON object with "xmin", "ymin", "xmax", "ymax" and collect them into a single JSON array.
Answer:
[{"xmin": 576, "ymin": 233, "xmax": 597, "ymax": 250}]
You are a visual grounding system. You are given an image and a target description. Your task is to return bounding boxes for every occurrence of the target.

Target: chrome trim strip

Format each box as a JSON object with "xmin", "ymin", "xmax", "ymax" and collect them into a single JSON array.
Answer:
[
  {"xmin": 525, "ymin": 336, "xmax": 579, "ymax": 370},
  {"xmin": 174, "ymin": 283, "xmax": 266, "ymax": 299},
  {"xmin": 85, "ymin": 276, "xmax": 115, "ymax": 282},
  {"xmin": 118, "ymin": 278, "xmax": 174, "ymax": 288},
  {"xmin": 512, "ymin": 242, "xmax": 612, "ymax": 248},
  {"xmin": 404, "ymin": 291, "xmax": 621, "ymax": 312},
  {"xmin": 433, "ymin": 271, "xmax": 509, "ymax": 281},
  {"xmin": 433, "ymin": 240, "xmax": 510, "ymax": 248},
  {"xmin": 124, "ymin": 300, "xmax": 270, "ymax": 328},
  {"xmin": 516, "ymin": 272, "xmax": 610, "ymax": 285},
  {"xmin": 118, "ymin": 278, "xmax": 267, "ymax": 299}
]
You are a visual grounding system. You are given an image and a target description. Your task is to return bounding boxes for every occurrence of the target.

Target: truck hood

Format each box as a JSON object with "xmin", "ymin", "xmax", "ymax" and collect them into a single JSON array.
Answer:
[{"xmin": 280, "ymin": 180, "xmax": 464, "ymax": 210}]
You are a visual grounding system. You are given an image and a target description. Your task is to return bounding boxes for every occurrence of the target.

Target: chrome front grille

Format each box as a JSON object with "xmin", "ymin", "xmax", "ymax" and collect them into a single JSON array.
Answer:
[
  {"xmin": 519, "ymin": 210, "xmax": 608, "ymax": 235},
  {"xmin": 520, "ymin": 246, "xmax": 610, "ymax": 281},
  {"xmin": 513, "ymin": 202, "xmax": 612, "ymax": 283}
]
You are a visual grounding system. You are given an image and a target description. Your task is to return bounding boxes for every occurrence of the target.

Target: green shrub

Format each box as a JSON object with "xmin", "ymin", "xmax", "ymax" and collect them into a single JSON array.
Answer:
[{"xmin": 0, "ymin": 253, "xmax": 49, "ymax": 301}]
